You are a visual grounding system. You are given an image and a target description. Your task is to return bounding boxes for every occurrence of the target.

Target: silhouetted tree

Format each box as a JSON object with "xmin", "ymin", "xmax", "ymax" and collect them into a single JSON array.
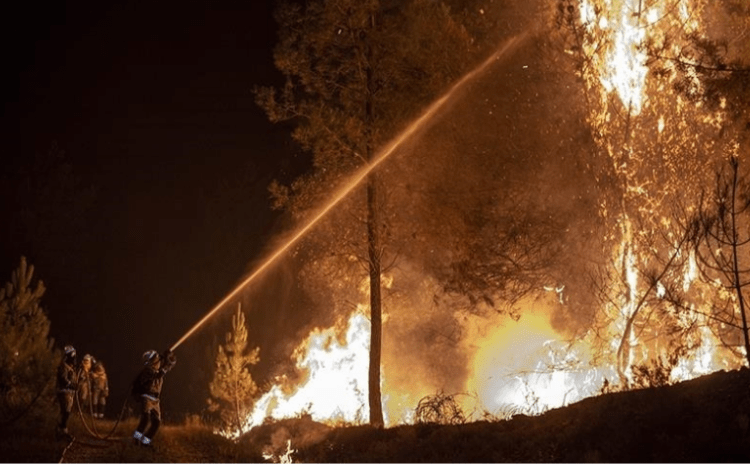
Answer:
[
  {"xmin": 0, "ymin": 257, "xmax": 59, "ymax": 424},
  {"xmin": 659, "ymin": 1, "xmax": 750, "ymax": 367},
  {"xmin": 689, "ymin": 157, "xmax": 750, "ymax": 366}
]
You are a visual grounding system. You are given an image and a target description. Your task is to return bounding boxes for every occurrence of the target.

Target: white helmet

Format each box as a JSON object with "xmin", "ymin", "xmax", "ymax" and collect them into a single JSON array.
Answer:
[{"xmin": 142, "ymin": 350, "xmax": 159, "ymax": 365}]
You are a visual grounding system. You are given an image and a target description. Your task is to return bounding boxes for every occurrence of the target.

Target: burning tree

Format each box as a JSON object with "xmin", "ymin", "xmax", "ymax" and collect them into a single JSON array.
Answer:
[
  {"xmin": 256, "ymin": 0, "xmax": 480, "ymax": 427},
  {"xmin": 208, "ymin": 303, "xmax": 260, "ymax": 436},
  {"xmin": 244, "ymin": 0, "xmax": 744, "ymax": 428},
  {"xmin": 0, "ymin": 257, "xmax": 58, "ymax": 425},
  {"xmin": 549, "ymin": 0, "xmax": 749, "ymax": 386}
]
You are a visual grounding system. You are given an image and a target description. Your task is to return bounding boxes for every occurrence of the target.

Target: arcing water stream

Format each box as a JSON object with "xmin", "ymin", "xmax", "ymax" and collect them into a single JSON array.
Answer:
[{"xmin": 170, "ymin": 31, "xmax": 530, "ymax": 352}]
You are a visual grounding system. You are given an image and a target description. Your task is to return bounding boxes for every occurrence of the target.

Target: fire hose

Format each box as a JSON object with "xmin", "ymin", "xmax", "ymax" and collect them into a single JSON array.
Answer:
[
  {"xmin": 74, "ymin": 385, "xmax": 129, "ymax": 441},
  {"xmin": 57, "ymin": 436, "xmax": 75, "ymax": 464},
  {"xmin": 70, "ymin": 377, "xmax": 131, "ymax": 442},
  {"xmin": 57, "ymin": 379, "xmax": 131, "ymax": 463}
]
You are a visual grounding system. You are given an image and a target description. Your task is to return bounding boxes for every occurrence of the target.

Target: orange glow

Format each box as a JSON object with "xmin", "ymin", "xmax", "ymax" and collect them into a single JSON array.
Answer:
[
  {"xmin": 464, "ymin": 308, "xmax": 609, "ymax": 416},
  {"xmin": 212, "ymin": 1, "xmax": 747, "ymax": 437},
  {"xmin": 243, "ymin": 311, "xmax": 372, "ymax": 431},
  {"xmin": 235, "ymin": 295, "xmax": 739, "ymax": 434}
]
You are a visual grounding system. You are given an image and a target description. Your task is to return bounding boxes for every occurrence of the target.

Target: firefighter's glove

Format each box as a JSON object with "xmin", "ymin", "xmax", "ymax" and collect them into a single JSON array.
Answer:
[{"xmin": 163, "ymin": 349, "xmax": 176, "ymax": 366}]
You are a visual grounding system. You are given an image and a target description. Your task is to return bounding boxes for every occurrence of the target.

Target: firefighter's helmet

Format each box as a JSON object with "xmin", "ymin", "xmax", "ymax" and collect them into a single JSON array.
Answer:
[
  {"xmin": 83, "ymin": 354, "xmax": 93, "ymax": 364},
  {"xmin": 64, "ymin": 345, "xmax": 76, "ymax": 357},
  {"xmin": 142, "ymin": 350, "xmax": 159, "ymax": 365}
]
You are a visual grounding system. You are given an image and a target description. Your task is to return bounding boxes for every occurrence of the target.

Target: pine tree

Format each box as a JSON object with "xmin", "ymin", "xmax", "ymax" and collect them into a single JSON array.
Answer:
[
  {"xmin": 0, "ymin": 256, "xmax": 59, "ymax": 424},
  {"xmin": 207, "ymin": 303, "xmax": 260, "ymax": 435},
  {"xmin": 257, "ymin": 0, "xmax": 479, "ymax": 428}
]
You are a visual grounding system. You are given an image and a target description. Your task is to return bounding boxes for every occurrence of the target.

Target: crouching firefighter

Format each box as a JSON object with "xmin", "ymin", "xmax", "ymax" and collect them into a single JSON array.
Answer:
[
  {"xmin": 131, "ymin": 349, "xmax": 176, "ymax": 446},
  {"xmin": 56, "ymin": 345, "xmax": 78, "ymax": 439}
]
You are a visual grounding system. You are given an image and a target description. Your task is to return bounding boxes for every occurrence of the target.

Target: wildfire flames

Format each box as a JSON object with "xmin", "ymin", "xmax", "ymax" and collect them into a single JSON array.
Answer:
[
  {"xmin": 580, "ymin": 0, "xmax": 652, "ymax": 115},
  {"xmin": 242, "ymin": 296, "xmax": 733, "ymax": 432},
  {"xmin": 227, "ymin": 0, "xmax": 747, "ymax": 436},
  {"xmin": 244, "ymin": 311, "xmax": 371, "ymax": 430}
]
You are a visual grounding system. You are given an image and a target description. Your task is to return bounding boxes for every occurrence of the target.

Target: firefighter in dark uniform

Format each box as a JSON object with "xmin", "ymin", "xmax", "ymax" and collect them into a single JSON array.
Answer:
[
  {"xmin": 56, "ymin": 345, "xmax": 78, "ymax": 439},
  {"xmin": 131, "ymin": 349, "xmax": 176, "ymax": 446}
]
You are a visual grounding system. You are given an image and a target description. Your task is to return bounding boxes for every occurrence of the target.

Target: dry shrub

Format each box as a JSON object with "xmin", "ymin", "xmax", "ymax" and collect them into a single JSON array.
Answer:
[{"xmin": 415, "ymin": 392, "xmax": 466, "ymax": 425}]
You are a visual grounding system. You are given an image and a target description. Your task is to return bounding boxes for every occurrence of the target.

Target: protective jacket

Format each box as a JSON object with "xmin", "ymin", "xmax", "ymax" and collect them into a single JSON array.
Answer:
[
  {"xmin": 91, "ymin": 366, "xmax": 109, "ymax": 396},
  {"xmin": 132, "ymin": 354, "xmax": 176, "ymax": 400},
  {"xmin": 56, "ymin": 361, "xmax": 77, "ymax": 392},
  {"xmin": 77, "ymin": 365, "xmax": 92, "ymax": 400}
]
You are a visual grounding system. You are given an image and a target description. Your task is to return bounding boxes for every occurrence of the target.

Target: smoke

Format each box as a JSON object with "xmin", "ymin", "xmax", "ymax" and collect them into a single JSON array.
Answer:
[
  {"xmin": 382, "ymin": 262, "xmax": 471, "ymax": 397},
  {"xmin": 384, "ymin": 26, "xmax": 603, "ymax": 333},
  {"xmin": 370, "ymin": 17, "xmax": 607, "ymax": 404}
]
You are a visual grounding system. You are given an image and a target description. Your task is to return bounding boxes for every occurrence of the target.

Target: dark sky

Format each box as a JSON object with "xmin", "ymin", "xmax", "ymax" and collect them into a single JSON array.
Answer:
[{"xmin": 2, "ymin": 1, "xmax": 307, "ymax": 417}]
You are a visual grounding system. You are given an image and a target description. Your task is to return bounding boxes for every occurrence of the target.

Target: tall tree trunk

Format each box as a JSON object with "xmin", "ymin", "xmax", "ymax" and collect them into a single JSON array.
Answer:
[
  {"xmin": 367, "ymin": 174, "xmax": 384, "ymax": 428},
  {"xmin": 365, "ymin": 11, "xmax": 384, "ymax": 429}
]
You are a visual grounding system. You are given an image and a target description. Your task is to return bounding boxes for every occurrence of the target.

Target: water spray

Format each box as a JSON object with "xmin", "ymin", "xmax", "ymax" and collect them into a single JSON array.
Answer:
[{"xmin": 169, "ymin": 31, "xmax": 530, "ymax": 352}]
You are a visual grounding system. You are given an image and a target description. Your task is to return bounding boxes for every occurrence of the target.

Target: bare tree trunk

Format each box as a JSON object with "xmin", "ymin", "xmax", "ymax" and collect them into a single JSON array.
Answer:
[
  {"xmin": 365, "ymin": 11, "xmax": 384, "ymax": 429},
  {"xmin": 367, "ymin": 175, "xmax": 384, "ymax": 428}
]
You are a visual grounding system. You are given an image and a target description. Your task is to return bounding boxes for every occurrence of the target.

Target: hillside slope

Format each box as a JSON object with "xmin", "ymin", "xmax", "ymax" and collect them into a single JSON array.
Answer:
[
  {"xmin": 246, "ymin": 368, "xmax": 750, "ymax": 462},
  {"xmin": 4, "ymin": 368, "xmax": 750, "ymax": 462}
]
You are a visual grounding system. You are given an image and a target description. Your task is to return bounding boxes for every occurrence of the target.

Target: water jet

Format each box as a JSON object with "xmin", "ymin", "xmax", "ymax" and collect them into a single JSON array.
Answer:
[{"xmin": 170, "ymin": 31, "xmax": 530, "ymax": 352}]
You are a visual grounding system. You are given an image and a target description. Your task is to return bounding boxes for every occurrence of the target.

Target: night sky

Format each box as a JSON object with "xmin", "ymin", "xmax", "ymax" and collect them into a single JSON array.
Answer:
[{"xmin": 2, "ymin": 2, "xmax": 307, "ymax": 417}]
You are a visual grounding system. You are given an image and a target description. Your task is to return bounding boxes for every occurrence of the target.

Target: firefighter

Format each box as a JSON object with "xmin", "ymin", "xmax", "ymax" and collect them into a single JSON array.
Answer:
[
  {"xmin": 131, "ymin": 349, "xmax": 177, "ymax": 447},
  {"xmin": 77, "ymin": 354, "xmax": 94, "ymax": 413},
  {"xmin": 56, "ymin": 345, "xmax": 78, "ymax": 439},
  {"xmin": 90, "ymin": 361, "xmax": 109, "ymax": 418}
]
